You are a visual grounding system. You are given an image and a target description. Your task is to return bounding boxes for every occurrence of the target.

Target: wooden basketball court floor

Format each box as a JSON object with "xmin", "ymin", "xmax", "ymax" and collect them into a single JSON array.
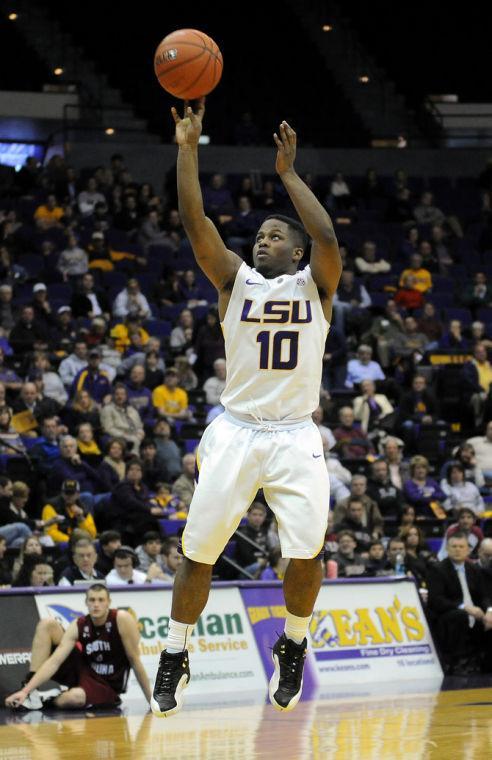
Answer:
[{"xmin": 1, "ymin": 679, "xmax": 491, "ymax": 759}]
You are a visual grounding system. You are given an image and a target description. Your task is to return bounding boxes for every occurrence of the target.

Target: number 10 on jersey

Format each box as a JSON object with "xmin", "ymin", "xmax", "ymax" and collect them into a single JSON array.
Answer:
[{"xmin": 256, "ymin": 330, "xmax": 299, "ymax": 370}]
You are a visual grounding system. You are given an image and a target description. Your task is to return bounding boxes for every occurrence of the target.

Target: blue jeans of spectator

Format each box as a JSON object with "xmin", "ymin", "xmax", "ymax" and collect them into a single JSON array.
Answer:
[
  {"xmin": 0, "ymin": 522, "xmax": 32, "ymax": 548},
  {"xmin": 80, "ymin": 492, "xmax": 110, "ymax": 515}
]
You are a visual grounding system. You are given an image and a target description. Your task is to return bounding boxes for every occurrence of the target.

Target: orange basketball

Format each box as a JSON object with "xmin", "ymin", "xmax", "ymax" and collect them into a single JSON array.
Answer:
[{"xmin": 154, "ymin": 29, "xmax": 223, "ymax": 100}]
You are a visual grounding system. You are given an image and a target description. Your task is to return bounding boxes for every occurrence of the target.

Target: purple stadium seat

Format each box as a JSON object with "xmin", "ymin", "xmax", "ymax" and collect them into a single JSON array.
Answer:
[
  {"xmin": 144, "ymin": 319, "xmax": 172, "ymax": 337},
  {"xmin": 159, "ymin": 519, "xmax": 186, "ymax": 536},
  {"xmin": 443, "ymin": 308, "xmax": 472, "ymax": 325},
  {"xmin": 427, "ymin": 292, "xmax": 454, "ymax": 308},
  {"xmin": 369, "ymin": 293, "xmax": 390, "ymax": 308},
  {"xmin": 432, "ymin": 276, "xmax": 455, "ymax": 293},
  {"xmin": 17, "ymin": 253, "xmax": 43, "ymax": 280},
  {"xmin": 48, "ymin": 283, "xmax": 73, "ymax": 301},
  {"xmin": 160, "ymin": 303, "xmax": 187, "ymax": 321},
  {"xmin": 477, "ymin": 308, "xmax": 492, "ymax": 323}
]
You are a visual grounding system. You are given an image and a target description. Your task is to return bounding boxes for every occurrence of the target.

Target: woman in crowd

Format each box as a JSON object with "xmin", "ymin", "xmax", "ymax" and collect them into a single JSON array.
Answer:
[
  {"xmin": 403, "ymin": 455, "xmax": 447, "ymax": 518},
  {"xmin": 0, "ymin": 406, "xmax": 26, "ymax": 456},
  {"xmin": 11, "ymin": 534, "xmax": 44, "ymax": 581},
  {"xmin": 440, "ymin": 462, "xmax": 485, "ymax": 516},
  {"xmin": 399, "ymin": 524, "xmax": 436, "ymax": 585},
  {"xmin": 76, "ymin": 422, "xmax": 103, "ymax": 467},
  {"xmin": 13, "ymin": 556, "xmax": 55, "ymax": 587},
  {"xmin": 63, "ymin": 389, "xmax": 101, "ymax": 433},
  {"xmin": 97, "ymin": 437, "xmax": 127, "ymax": 491}
]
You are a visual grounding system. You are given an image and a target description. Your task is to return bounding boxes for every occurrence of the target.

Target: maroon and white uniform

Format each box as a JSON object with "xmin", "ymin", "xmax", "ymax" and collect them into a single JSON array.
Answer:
[{"xmin": 55, "ymin": 609, "xmax": 130, "ymax": 706}]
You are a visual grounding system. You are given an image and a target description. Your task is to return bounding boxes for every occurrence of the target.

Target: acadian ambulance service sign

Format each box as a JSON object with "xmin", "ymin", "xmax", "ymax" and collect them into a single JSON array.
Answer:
[
  {"xmin": 312, "ymin": 578, "xmax": 442, "ymax": 685},
  {"xmin": 35, "ymin": 587, "xmax": 266, "ymax": 699}
]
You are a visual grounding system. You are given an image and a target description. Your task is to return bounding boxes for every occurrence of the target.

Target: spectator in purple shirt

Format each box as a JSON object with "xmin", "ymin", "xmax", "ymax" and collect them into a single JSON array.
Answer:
[
  {"xmin": 47, "ymin": 435, "xmax": 104, "ymax": 497},
  {"xmin": 125, "ymin": 364, "xmax": 154, "ymax": 424},
  {"xmin": 403, "ymin": 455, "xmax": 447, "ymax": 518},
  {"xmin": 438, "ymin": 320, "xmax": 470, "ymax": 351},
  {"xmin": 201, "ymin": 173, "xmax": 235, "ymax": 219}
]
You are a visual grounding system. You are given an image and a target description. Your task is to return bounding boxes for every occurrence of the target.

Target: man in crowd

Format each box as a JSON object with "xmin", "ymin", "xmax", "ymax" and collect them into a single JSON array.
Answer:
[
  {"xmin": 58, "ymin": 537, "xmax": 105, "ymax": 586},
  {"xmin": 427, "ymin": 532, "xmax": 492, "ymax": 675}
]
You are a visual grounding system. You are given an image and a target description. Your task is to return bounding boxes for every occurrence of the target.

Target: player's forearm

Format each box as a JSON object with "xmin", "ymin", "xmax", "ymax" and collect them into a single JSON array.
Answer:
[
  {"xmin": 132, "ymin": 658, "xmax": 152, "ymax": 702},
  {"xmin": 279, "ymin": 169, "xmax": 337, "ymax": 243},
  {"xmin": 177, "ymin": 145, "xmax": 206, "ymax": 225},
  {"xmin": 23, "ymin": 655, "xmax": 64, "ymax": 695}
]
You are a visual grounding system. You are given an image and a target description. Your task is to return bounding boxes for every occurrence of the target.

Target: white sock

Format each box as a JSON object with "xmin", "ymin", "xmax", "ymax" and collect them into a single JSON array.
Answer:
[
  {"xmin": 165, "ymin": 619, "xmax": 195, "ymax": 653},
  {"xmin": 284, "ymin": 612, "xmax": 311, "ymax": 645}
]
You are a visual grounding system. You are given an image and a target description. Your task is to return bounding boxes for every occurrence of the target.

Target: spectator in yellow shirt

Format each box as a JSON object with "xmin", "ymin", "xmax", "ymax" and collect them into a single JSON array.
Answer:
[
  {"xmin": 41, "ymin": 479, "xmax": 97, "ymax": 544},
  {"xmin": 33, "ymin": 194, "xmax": 64, "ymax": 229},
  {"xmin": 152, "ymin": 368, "xmax": 191, "ymax": 424},
  {"xmin": 110, "ymin": 314, "xmax": 149, "ymax": 353},
  {"xmin": 399, "ymin": 253, "xmax": 432, "ymax": 294}
]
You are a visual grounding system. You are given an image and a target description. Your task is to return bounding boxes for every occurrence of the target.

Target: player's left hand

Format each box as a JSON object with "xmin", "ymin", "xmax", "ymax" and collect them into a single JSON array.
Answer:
[{"xmin": 274, "ymin": 121, "xmax": 296, "ymax": 175}]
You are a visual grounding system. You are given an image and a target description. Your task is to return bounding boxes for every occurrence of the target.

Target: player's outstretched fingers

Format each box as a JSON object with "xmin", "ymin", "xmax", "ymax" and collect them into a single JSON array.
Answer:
[
  {"xmin": 283, "ymin": 122, "xmax": 296, "ymax": 143},
  {"xmin": 273, "ymin": 132, "xmax": 283, "ymax": 149},
  {"xmin": 171, "ymin": 107, "xmax": 181, "ymax": 124}
]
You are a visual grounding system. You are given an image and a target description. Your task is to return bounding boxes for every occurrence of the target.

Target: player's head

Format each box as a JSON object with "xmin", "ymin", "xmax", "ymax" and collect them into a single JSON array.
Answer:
[
  {"xmin": 253, "ymin": 215, "xmax": 308, "ymax": 277},
  {"xmin": 85, "ymin": 583, "xmax": 111, "ymax": 620}
]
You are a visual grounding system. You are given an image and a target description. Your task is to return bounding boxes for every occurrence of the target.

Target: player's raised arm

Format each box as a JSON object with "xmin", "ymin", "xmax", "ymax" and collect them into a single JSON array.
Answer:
[
  {"xmin": 171, "ymin": 99, "xmax": 242, "ymax": 291},
  {"xmin": 274, "ymin": 121, "xmax": 342, "ymax": 311}
]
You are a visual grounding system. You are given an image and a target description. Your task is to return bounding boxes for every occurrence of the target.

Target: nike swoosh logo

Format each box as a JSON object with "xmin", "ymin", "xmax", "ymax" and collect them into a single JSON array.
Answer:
[
  {"xmin": 312, "ymin": 454, "xmax": 323, "ymax": 459},
  {"xmin": 246, "ymin": 279, "xmax": 261, "ymax": 285}
]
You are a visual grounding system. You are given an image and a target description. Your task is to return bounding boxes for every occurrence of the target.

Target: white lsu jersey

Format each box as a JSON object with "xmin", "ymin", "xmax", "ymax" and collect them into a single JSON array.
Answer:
[{"xmin": 220, "ymin": 261, "xmax": 330, "ymax": 421}]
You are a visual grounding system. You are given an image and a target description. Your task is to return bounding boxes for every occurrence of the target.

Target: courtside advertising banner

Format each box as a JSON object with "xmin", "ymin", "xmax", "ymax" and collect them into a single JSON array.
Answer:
[
  {"xmin": 311, "ymin": 578, "xmax": 443, "ymax": 686},
  {"xmin": 35, "ymin": 586, "xmax": 266, "ymax": 699},
  {"xmin": 242, "ymin": 578, "xmax": 442, "ymax": 692},
  {"xmin": 0, "ymin": 594, "xmax": 39, "ymax": 699}
]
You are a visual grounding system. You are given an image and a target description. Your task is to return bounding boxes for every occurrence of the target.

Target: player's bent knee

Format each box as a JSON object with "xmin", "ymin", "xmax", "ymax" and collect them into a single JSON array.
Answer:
[
  {"xmin": 36, "ymin": 618, "xmax": 64, "ymax": 637},
  {"xmin": 56, "ymin": 688, "xmax": 86, "ymax": 708}
]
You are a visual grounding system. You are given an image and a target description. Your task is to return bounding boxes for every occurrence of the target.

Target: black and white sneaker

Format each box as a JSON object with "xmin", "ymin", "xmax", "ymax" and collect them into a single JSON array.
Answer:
[
  {"xmin": 150, "ymin": 650, "xmax": 190, "ymax": 718},
  {"xmin": 20, "ymin": 686, "xmax": 65, "ymax": 711},
  {"xmin": 269, "ymin": 633, "xmax": 307, "ymax": 712}
]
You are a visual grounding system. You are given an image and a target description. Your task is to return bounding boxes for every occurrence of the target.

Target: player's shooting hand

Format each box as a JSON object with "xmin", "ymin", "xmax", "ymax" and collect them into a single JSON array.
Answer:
[
  {"xmin": 274, "ymin": 121, "xmax": 297, "ymax": 175},
  {"xmin": 171, "ymin": 98, "xmax": 206, "ymax": 147}
]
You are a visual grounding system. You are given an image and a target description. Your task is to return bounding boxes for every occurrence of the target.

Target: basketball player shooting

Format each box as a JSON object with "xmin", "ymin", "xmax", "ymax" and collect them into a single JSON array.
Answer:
[{"xmin": 151, "ymin": 99, "xmax": 342, "ymax": 717}]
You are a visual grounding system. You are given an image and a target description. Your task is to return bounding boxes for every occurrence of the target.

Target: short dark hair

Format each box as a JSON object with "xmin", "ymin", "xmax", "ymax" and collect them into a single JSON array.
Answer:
[
  {"xmin": 347, "ymin": 498, "xmax": 364, "ymax": 509},
  {"xmin": 248, "ymin": 502, "xmax": 266, "ymax": 514},
  {"xmin": 86, "ymin": 583, "xmax": 109, "ymax": 598},
  {"xmin": 446, "ymin": 462, "xmax": 465, "ymax": 483},
  {"xmin": 388, "ymin": 537, "xmax": 405, "ymax": 549},
  {"xmin": 337, "ymin": 530, "xmax": 356, "ymax": 541},
  {"xmin": 457, "ymin": 507, "xmax": 476, "ymax": 520},
  {"xmin": 447, "ymin": 530, "xmax": 469, "ymax": 543},
  {"xmin": 143, "ymin": 531, "xmax": 161, "ymax": 544},
  {"xmin": 369, "ymin": 540, "xmax": 384, "ymax": 549},
  {"xmin": 141, "ymin": 438, "xmax": 156, "ymax": 450},
  {"xmin": 162, "ymin": 537, "xmax": 179, "ymax": 556},
  {"xmin": 263, "ymin": 214, "xmax": 309, "ymax": 251},
  {"xmin": 99, "ymin": 530, "xmax": 121, "ymax": 546}
]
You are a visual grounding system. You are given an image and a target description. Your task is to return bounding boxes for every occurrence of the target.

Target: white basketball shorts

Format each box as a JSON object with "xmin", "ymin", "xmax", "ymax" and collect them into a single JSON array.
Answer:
[{"xmin": 181, "ymin": 412, "xmax": 330, "ymax": 564}]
